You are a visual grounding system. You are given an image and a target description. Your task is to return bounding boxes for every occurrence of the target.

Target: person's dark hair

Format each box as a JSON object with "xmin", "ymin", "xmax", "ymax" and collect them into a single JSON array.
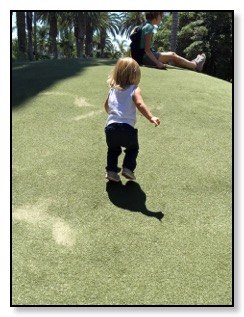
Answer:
[{"xmin": 145, "ymin": 12, "xmax": 163, "ymax": 21}]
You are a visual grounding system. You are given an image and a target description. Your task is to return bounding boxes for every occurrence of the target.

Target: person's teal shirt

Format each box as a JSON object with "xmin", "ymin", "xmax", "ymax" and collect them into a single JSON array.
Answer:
[{"xmin": 140, "ymin": 22, "xmax": 158, "ymax": 49}]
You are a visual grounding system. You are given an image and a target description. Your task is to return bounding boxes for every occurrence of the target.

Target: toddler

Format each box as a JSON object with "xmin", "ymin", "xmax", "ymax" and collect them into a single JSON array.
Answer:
[{"xmin": 104, "ymin": 57, "xmax": 160, "ymax": 182}]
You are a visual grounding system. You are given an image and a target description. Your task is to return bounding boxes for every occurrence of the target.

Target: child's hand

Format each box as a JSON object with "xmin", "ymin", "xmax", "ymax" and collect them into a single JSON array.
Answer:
[{"xmin": 150, "ymin": 116, "xmax": 160, "ymax": 127}]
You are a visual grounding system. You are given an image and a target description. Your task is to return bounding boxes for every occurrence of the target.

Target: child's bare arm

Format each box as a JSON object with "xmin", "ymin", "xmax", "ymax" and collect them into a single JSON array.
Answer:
[
  {"xmin": 104, "ymin": 96, "xmax": 109, "ymax": 113},
  {"xmin": 133, "ymin": 87, "xmax": 160, "ymax": 126}
]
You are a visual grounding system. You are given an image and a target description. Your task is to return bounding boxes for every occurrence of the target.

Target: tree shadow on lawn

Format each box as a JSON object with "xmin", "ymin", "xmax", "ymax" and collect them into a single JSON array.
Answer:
[
  {"xmin": 12, "ymin": 58, "xmax": 117, "ymax": 109},
  {"xmin": 106, "ymin": 181, "xmax": 164, "ymax": 221}
]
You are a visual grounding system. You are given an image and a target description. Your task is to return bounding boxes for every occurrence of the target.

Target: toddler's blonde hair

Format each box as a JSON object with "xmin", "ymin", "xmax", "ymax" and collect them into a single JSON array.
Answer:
[{"xmin": 107, "ymin": 57, "xmax": 141, "ymax": 90}]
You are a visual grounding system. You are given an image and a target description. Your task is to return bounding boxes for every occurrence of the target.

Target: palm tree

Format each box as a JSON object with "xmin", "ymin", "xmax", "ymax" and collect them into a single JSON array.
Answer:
[
  {"xmin": 49, "ymin": 13, "xmax": 58, "ymax": 58},
  {"xmin": 113, "ymin": 39, "xmax": 129, "ymax": 57},
  {"xmin": 36, "ymin": 25, "xmax": 49, "ymax": 56},
  {"xmin": 85, "ymin": 12, "xmax": 100, "ymax": 56},
  {"xmin": 26, "ymin": 11, "xmax": 33, "ymax": 61},
  {"xmin": 16, "ymin": 11, "xmax": 26, "ymax": 57},
  {"xmin": 98, "ymin": 12, "xmax": 120, "ymax": 57},
  {"xmin": 85, "ymin": 15, "xmax": 94, "ymax": 56},
  {"xmin": 33, "ymin": 12, "xmax": 38, "ymax": 60},
  {"xmin": 57, "ymin": 13, "xmax": 76, "ymax": 58},
  {"xmin": 120, "ymin": 12, "xmax": 145, "ymax": 38},
  {"xmin": 38, "ymin": 12, "xmax": 59, "ymax": 59},
  {"xmin": 170, "ymin": 11, "xmax": 178, "ymax": 52},
  {"xmin": 15, "ymin": 11, "xmax": 124, "ymax": 60},
  {"xmin": 74, "ymin": 12, "xmax": 86, "ymax": 58}
]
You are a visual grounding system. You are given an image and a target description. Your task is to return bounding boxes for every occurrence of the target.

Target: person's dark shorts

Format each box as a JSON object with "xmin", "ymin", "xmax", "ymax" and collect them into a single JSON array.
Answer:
[{"xmin": 142, "ymin": 51, "xmax": 160, "ymax": 66}]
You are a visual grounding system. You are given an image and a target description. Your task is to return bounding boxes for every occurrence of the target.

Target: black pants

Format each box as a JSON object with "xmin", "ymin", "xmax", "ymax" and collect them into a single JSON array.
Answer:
[{"xmin": 105, "ymin": 123, "xmax": 139, "ymax": 172}]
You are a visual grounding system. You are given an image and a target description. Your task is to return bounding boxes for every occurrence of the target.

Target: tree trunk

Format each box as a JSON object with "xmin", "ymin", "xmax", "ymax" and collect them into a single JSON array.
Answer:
[
  {"xmin": 26, "ymin": 12, "xmax": 33, "ymax": 61},
  {"xmin": 76, "ymin": 12, "xmax": 86, "ymax": 58},
  {"xmin": 100, "ymin": 29, "xmax": 106, "ymax": 58},
  {"xmin": 33, "ymin": 12, "xmax": 38, "ymax": 60},
  {"xmin": 16, "ymin": 12, "xmax": 26, "ymax": 57},
  {"xmin": 170, "ymin": 12, "xmax": 178, "ymax": 52},
  {"xmin": 49, "ymin": 14, "xmax": 58, "ymax": 59},
  {"xmin": 85, "ymin": 20, "xmax": 93, "ymax": 56}
]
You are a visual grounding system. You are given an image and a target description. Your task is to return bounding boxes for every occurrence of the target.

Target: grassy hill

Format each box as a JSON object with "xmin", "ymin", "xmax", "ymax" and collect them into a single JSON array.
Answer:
[{"xmin": 12, "ymin": 59, "xmax": 232, "ymax": 305}]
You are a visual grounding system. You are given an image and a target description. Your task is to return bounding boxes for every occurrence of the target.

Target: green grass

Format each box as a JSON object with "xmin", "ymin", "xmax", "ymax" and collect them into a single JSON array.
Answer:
[{"xmin": 12, "ymin": 59, "xmax": 232, "ymax": 305}]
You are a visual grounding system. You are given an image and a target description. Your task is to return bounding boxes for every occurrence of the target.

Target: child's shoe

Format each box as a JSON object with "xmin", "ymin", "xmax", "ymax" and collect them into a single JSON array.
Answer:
[
  {"xmin": 105, "ymin": 171, "xmax": 121, "ymax": 182},
  {"xmin": 122, "ymin": 167, "xmax": 136, "ymax": 180}
]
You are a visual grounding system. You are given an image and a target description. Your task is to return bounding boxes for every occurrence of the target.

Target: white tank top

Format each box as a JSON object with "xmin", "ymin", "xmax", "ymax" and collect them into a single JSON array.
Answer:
[{"xmin": 106, "ymin": 85, "xmax": 137, "ymax": 128}]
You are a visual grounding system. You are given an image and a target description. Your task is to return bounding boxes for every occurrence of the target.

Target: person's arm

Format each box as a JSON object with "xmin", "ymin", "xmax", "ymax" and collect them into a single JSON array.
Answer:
[
  {"xmin": 104, "ymin": 96, "xmax": 109, "ymax": 113},
  {"xmin": 144, "ymin": 34, "xmax": 166, "ymax": 69},
  {"xmin": 133, "ymin": 86, "xmax": 160, "ymax": 127}
]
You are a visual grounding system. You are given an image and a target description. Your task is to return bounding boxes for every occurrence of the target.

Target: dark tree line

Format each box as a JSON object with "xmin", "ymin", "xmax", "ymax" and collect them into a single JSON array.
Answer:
[{"xmin": 153, "ymin": 11, "xmax": 233, "ymax": 81}]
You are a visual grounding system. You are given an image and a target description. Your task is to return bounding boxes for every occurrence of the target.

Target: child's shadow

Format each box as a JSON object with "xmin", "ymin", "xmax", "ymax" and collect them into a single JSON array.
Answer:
[{"xmin": 106, "ymin": 181, "xmax": 164, "ymax": 221}]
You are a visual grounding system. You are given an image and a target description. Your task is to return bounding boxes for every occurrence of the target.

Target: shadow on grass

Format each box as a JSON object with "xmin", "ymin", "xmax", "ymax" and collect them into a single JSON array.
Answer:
[
  {"xmin": 12, "ymin": 58, "xmax": 116, "ymax": 109},
  {"xmin": 106, "ymin": 181, "xmax": 164, "ymax": 221}
]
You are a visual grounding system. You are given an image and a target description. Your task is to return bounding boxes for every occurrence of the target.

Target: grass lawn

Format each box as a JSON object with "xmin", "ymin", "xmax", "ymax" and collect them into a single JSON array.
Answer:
[{"xmin": 12, "ymin": 59, "xmax": 232, "ymax": 305}]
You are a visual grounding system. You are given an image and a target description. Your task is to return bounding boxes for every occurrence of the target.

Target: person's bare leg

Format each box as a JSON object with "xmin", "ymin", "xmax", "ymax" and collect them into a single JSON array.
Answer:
[{"xmin": 158, "ymin": 52, "xmax": 197, "ymax": 70}]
